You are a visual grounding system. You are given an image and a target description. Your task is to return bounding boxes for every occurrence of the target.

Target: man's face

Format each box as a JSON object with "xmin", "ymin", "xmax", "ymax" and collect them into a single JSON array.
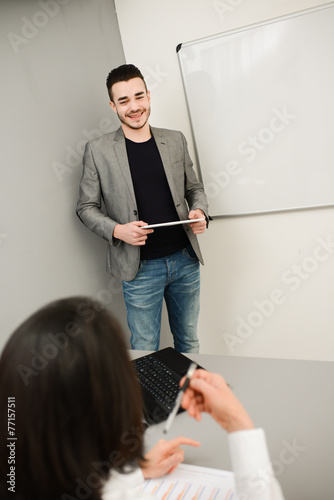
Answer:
[{"xmin": 110, "ymin": 77, "xmax": 151, "ymax": 133}]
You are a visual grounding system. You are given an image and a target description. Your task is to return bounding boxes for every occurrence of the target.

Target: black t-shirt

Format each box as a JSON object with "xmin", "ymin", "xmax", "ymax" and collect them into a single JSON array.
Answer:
[{"xmin": 125, "ymin": 136, "xmax": 189, "ymax": 259}]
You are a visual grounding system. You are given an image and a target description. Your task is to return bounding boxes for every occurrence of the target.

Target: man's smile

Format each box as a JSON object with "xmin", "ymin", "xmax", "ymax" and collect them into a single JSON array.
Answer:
[{"xmin": 127, "ymin": 111, "xmax": 145, "ymax": 119}]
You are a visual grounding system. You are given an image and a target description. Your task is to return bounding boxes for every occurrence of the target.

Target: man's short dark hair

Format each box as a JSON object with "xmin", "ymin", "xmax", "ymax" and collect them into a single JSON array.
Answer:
[{"xmin": 106, "ymin": 64, "xmax": 147, "ymax": 102}]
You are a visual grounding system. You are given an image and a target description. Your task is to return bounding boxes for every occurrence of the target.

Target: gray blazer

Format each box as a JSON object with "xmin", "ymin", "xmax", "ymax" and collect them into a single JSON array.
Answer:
[{"xmin": 76, "ymin": 126, "xmax": 209, "ymax": 281}]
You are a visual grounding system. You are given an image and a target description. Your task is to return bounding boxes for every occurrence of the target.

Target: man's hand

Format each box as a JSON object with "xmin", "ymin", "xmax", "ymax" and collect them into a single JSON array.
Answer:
[
  {"xmin": 113, "ymin": 221, "xmax": 153, "ymax": 246},
  {"xmin": 181, "ymin": 370, "xmax": 254, "ymax": 433},
  {"xmin": 139, "ymin": 436, "xmax": 200, "ymax": 479},
  {"xmin": 188, "ymin": 209, "xmax": 206, "ymax": 234}
]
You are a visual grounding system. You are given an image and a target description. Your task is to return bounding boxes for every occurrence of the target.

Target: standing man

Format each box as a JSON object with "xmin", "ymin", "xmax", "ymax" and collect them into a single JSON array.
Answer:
[{"xmin": 76, "ymin": 64, "xmax": 209, "ymax": 353}]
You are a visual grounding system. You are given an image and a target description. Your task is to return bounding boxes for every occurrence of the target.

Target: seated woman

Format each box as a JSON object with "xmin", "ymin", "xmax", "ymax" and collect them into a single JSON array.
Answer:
[{"xmin": 0, "ymin": 297, "xmax": 284, "ymax": 500}]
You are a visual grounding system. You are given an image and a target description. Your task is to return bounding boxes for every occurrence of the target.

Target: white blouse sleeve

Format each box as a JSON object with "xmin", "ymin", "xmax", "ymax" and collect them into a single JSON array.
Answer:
[
  {"xmin": 102, "ymin": 468, "xmax": 151, "ymax": 500},
  {"xmin": 228, "ymin": 428, "xmax": 285, "ymax": 500}
]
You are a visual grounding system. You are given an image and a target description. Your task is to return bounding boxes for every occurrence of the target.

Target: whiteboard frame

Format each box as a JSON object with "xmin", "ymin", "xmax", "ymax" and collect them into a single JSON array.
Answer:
[{"xmin": 177, "ymin": 2, "xmax": 334, "ymax": 218}]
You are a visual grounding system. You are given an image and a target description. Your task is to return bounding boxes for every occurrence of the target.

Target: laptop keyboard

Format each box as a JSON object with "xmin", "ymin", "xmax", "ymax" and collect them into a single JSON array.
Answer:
[{"xmin": 133, "ymin": 356, "xmax": 181, "ymax": 412}]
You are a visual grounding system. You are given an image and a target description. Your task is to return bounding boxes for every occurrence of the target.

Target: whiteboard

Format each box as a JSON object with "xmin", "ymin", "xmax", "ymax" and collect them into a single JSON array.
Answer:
[{"xmin": 178, "ymin": 3, "xmax": 334, "ymax": 217}]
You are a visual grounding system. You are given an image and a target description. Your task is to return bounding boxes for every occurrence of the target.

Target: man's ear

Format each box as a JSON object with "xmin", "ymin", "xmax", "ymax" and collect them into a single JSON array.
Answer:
[{"xmin": 109, "ymin": 100, "xmax": 116, "ymax": 113}]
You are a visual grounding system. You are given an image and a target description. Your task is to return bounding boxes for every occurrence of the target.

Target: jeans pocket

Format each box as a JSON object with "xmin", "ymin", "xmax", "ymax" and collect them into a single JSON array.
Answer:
[
  {"xmin": 137, "ymin": 260, "xmax": 146, "ymax": 274},
  {"xmin": 184, "ymin": 245, "xmax": 198, "ymax": 261}
]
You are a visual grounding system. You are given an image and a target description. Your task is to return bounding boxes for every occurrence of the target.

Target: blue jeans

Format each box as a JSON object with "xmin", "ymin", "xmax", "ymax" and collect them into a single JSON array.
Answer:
[{"xmin": 122, "ymin": 245, "xmax": 200, "ymax": 353}]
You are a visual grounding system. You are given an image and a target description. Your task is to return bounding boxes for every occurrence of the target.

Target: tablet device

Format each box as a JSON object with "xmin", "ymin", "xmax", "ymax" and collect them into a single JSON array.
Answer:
[{"xmin": 140, "ymin": 218, "xmax": 204, "ymax": 229}]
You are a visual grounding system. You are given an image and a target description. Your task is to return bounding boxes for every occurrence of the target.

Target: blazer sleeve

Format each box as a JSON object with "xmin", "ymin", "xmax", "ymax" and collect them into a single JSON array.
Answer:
[{"xmin": 76, "ymin": 142, "xmax": 119, "ymax": 245}]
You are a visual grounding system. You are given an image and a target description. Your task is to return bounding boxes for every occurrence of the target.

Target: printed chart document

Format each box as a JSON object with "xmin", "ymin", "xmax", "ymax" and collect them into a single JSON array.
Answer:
[{"xmin": 136, "ymin": 463, "xmax": 235, "ymax": 499}]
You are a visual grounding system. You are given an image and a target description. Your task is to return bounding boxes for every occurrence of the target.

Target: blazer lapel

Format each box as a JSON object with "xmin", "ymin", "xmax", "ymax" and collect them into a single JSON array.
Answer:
[
  {"xmin": 112, "ymin": 127, "xmax": 137, "ymax": 205},
  {"xmin": 151, "ymin": 127, "xmax": 181, "ymax": 206}
]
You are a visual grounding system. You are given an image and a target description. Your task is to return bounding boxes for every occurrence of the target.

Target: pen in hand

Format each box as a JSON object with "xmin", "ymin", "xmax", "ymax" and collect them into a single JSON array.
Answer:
[{"xmin": 163, "ymin": 362, "xmax": 197, "ymax": 434}]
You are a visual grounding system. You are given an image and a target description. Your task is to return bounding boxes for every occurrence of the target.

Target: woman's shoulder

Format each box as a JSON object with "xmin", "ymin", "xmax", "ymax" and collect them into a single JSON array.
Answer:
[{"xmin": 102, "ymin": 469, "xmax": 151, "ymax": 500}]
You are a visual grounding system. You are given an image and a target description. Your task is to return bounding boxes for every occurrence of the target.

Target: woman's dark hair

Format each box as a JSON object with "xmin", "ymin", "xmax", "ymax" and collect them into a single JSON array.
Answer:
[
  {"xmin": 0, "ymin": 297, "xmax": 144, "ymax": 500},
  {"xmin": 106, "ymin": 64, "xmax": 147, "ymax": 102}
]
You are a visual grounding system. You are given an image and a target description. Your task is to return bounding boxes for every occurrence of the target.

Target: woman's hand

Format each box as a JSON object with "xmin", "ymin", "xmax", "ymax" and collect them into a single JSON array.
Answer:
[
  {"xmin": 139, "ymin": 436, "xmax": 200, "ymax": 479},
  {"xmin": 181, "ymin": 369, "xmax": 254, "ymax": 433}
]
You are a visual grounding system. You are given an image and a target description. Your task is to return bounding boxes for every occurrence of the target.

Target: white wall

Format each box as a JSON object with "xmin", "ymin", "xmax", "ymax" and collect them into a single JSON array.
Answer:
[
  {"xmin": 114, "ymin": 0, "xmax": 334, "ymax": 360},
  {"xmin": 0, "ymin": 0, "xmax": 128, "ymax": 352}
]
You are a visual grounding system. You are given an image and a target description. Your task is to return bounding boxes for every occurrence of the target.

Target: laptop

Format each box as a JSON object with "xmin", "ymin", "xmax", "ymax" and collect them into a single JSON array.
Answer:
[{"xmin": 132, "ymin": 347, "xmax": 203, "ymax": 425}]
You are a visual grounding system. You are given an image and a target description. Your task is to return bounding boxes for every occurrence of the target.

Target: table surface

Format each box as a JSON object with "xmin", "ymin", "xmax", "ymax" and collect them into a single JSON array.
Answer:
[{"xmin": 130, "ymin": 351, "xmax": 334, "ymax": 500}]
